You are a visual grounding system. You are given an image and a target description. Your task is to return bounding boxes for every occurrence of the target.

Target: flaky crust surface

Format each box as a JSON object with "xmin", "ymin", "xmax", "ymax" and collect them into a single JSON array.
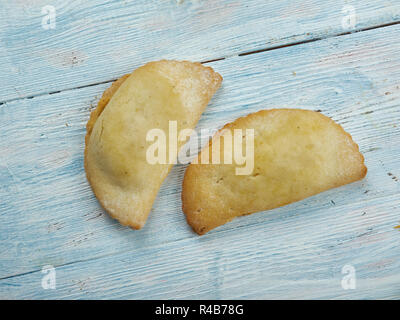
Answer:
[
  {"xmin": 85, "ymin": 60, "xmax": 222, "ymax": 229},
  {"xmin": 182, "ymin": 109, "xmax": 367, "ymax": 235}
]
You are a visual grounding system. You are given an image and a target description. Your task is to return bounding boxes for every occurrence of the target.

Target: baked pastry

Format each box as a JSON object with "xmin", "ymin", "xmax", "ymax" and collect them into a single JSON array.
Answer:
[
  {"xmin": 182, "ymin": 109, "xmax": 367, "ymax": 235},
  {"xmin": 85, "ymin": 60, "xmax": 222, "ymax": 229}
]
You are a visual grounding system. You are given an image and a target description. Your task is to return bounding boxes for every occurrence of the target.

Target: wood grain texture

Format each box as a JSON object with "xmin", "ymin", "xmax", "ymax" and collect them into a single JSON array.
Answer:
[
  {"xmin": 0, "ymin": 0, "xmax": 399, "ymax": 102},
  {"xmin": 1, "ymin": 21, "xmax": 400, "ymax": 299},
  {"xmin": 1, "ymin": 193, "xmax": 399, "ymax": 300}
]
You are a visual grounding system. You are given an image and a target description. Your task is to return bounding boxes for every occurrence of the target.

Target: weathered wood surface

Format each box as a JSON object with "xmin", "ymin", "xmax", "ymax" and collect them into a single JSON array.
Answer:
[
  {"xmin": 0, "ymin": 1, "xmax": 399, "ymax": 299},
  {"xmin": 0, "ymin": 0, "xmax": 399, "ymax": 102},
  {"xmin": 0, "ymin": 0, "xmax": 400, "ymax": 299},
  {"xmin": 1, "ymin": 192, "xmax": 399, "ymax": 299}
]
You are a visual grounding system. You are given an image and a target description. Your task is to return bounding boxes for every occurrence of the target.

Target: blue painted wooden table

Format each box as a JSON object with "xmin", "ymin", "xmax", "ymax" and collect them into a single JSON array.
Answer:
[{"xmin": 1, "ymin": 0, "xmax": 399, "ymax": 299}]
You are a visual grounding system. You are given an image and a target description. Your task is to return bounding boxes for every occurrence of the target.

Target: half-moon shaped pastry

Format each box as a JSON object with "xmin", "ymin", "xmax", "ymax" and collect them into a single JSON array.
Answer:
[
  {"xmin": 182, "ymin": 109, "xmax": 367, "ymax": 235},
  {"xmin": 85, "ymin": 60, "xmax": 222, "ymax": 229}
]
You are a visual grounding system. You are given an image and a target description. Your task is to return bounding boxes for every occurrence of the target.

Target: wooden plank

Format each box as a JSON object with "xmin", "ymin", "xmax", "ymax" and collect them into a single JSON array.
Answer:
[
  {"xmin": 1, "ymin": 0, "xmax": 400, "ymax": 102},
  {"xmin": 1, "ymin": 24, "xmax": 400, "ymax": 298},
  {"xmin": 1, "ymin": 194, "xmax": 399, "ymax": 299}
]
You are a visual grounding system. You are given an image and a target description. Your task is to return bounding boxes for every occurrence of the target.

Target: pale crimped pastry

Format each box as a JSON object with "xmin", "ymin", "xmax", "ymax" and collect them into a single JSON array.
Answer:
[
  {"xmin": 182, "ymin": 109, "xmax": 367, "ymax": 235},
  {"xmin": 85, "ymin": 60, "xmax": 222, "ymax": 229}
]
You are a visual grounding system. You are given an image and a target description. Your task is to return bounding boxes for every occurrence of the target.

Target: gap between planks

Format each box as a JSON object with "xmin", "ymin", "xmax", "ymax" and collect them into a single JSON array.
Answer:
[
  {"xmin": 1, "ymin": 19, "xmax": 400, "ymax": 106},
  {"xmin": 1, "ymin": 190, "xmax": 399, "ymax": 282}
]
